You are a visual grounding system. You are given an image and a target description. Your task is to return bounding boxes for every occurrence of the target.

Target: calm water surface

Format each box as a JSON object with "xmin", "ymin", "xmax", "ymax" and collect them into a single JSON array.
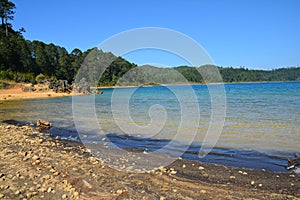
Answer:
[{"xmin": 1, "ymin": 82, "xmax": 299, "ymax": 171}]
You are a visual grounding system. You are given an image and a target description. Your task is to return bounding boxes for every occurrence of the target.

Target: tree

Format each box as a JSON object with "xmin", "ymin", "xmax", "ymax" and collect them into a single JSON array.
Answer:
[{"xmin": 0, "ymin": 0, "xmax": 15, "ymax": 37}]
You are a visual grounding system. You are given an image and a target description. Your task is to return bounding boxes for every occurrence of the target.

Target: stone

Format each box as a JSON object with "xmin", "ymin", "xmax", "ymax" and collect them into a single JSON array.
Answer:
[
  {"xmin": 73, "ymin": 78, "xmax": 90, "ymax": 94},
  {"xmin": 250, "ymin": 181, "xmax": 255, "ymax": 185},
  {"xmin": 198, "ymin": 166, "xmax": 205, "ymax": 170},
  {"xmin": 37, "ymin": 119, "xmax": 51, "ymax": 129},
  {"xmin": 47, "ymin": 187, "xmax": 52, "ymax": 193},
  {"xmin": 169, "ymin": 170, "xmax": 177, "ymax": 175},
  {"xmin": 62, "ymin": 194, "xmax": 68, "ymax": 199},
  {"xmin": 229, "ymin": 176, "xmax": 236, "ymax": 179},
  {"xmin": 200, "ymin": 189, "xmax": 206, "ymax": 194},
  {"xmin": 73, "ymin": 191, "xmax": 79, "ymax": 198}
]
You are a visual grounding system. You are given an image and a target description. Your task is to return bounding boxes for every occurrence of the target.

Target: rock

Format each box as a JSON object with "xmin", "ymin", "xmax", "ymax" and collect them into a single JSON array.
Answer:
[
  {"xmin": 47, "ymin": 187, "xmax": 52, "ymax": 193},
  {"xmin": 229, "ymin": 176, "xmax": 236, "ymax": 179},
  {"xmin": 73, "ymin": 191, "xmax": 79, "ymax": 198},
  {"xmin": 15, "ymin": 190, "xmax": 21, "ymax": 195},
  {"xmin": 182, "ymin": 164, "xmax": 186, "ymax": 169},
  {"xmin": 62, "ymin": 194, "xmax": 68, "ymax": 199},
  {"xmin": 198, "ymin": 166, "xmax": 205, "ymax": 170},
  {"xmin": 169, "ymin": 170, "xmax": 177, "ymax": 175},
  {"xmin": 117, "ymin": 189, "xmax": 123, "ymax": 195},
  {"xmin": 32, "ymin": 155, "xmax": 40, "ymax": 161},
  {"xmin": 160, "ymin": 197, "xmax": 166, "ymax": 200},
  {"xmin": 37, "ymin": 120, "xmax": 51, "ymax": 129},
  {"xmin": 83, "ymin": 180, "xmax": 93, "ymax": 189},
  {"xmin": 258, "ymin": 183, "xmax": 263, "ymax": 187},
  {"xmin": 250, "ymin": 181, "xmax": 255, "ymax": 185},
  {"xmin": 0, "ymin": 193, "xmax": 4, "ymax": 198},
  {"xmin": 73, "ymin": 78, "xmax": 90, "ymax": 94},
  {"xmin": 200, "ymin": 189, "xmax": 206, "ymax": 194}
]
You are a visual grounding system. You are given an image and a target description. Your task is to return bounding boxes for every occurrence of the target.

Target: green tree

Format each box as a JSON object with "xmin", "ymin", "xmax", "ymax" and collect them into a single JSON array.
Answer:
[{"xmin": 0, "ymin": 0, "xmax": 15, "ymax": 37}]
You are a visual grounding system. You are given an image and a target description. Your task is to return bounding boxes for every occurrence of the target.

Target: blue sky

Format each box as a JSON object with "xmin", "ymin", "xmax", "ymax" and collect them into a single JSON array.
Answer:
[{"xmin": 12, "ymin": 0, "xmax": 300, "ymax": 69}]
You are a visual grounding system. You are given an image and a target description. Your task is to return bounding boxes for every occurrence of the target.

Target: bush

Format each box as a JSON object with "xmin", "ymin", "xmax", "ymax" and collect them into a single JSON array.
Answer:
[{"xmin": 35, "ymin": 73, "xmax": 45, "ymax": 83}]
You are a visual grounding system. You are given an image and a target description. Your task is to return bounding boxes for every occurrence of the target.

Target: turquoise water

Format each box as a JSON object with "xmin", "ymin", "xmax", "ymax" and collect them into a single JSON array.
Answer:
[{"xmin": 1, "ymin": 82, "xmax": 299, "ymax": 171}]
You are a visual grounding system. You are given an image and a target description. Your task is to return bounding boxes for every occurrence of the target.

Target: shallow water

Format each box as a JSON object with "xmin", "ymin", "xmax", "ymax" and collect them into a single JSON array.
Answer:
[{"xmin": 1, "ymin": 82, "xmax": 299, "ymax": 172}]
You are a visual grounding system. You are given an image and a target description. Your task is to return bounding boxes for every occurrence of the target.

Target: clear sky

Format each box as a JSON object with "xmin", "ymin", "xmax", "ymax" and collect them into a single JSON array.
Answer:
[{"xmin": 12, "ymin": 0, "xmax": 300, "ymax": 69}]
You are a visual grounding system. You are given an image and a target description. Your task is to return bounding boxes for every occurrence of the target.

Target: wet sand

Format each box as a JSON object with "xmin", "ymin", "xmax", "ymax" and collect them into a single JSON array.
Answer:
[{"xmin": 0, "ymin": 124, "xmax": 299, "ymax": 200}]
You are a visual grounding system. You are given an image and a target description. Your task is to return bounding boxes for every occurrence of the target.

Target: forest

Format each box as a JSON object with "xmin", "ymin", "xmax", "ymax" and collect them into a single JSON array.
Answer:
[{"xmin": 0, "ymin": 0, "xmax": 299, "ymax": 86}]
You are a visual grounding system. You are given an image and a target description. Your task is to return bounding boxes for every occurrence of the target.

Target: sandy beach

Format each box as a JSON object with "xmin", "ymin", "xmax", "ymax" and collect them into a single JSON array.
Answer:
[
  {"xmin": 0, "ymin": 123, "xmax": 299, "ymax": 200},
  {"xmin": 0, "ymin": 84, "xmax": 74, "ymax": 101}
]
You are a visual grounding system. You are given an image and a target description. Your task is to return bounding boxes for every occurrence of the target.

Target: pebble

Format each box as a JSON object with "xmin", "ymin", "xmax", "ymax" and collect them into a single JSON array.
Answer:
[
  {"xmin": 182, "ymin": 164, "xmax": 186, "ymax": 169},
  {"xmin": 0, "ymin": 193, "xmax": 4, "ymax": 198},
  {"xmin": 47, "ymin": 187, "xmax": 52, "ymax": 193},
  {"xmin": 169, "ymin": 170, "xmax": 177, "ymax": 175},
  {"xmin": 32, "ymin": 155, "xmax": 39, "ymax": 161},
  {"xmin": 160, "ymin": 197, "xmax": 166, "ymax": 200},
  {"xmin": 198, "ymin": 166, "xmax": 205, "ymax": 170},
  {"xmin": 15, "ymin": 190, "xmax": 21, "ymax": 195},
  {"xmin": 289, "ymin": 174, "xmax": 295, "ymax": 177},
  {"xmin": 229, "ymin": 176, "xmax": 236, "ymax": 179},
  {"xmin": 200, "ymin": 189, "xmax": 207, "ymax": 194},
  {"xmin": 62, "ymin": 194, "xmax": 68, "ymax": 199},
  {"xmin": 258, "ymin": 184, "xmax": 263, "ymax": 187},
  {"xmin": 250, "ymin": 181, "xmax": 255, "ymax": 185},
  {"xmin": 73, "ymin": 191, "xmax": 79, "ymax": 198},
  {"xmin": 117, "ymin": 189, "xmax": 123, "ymax": 195}
]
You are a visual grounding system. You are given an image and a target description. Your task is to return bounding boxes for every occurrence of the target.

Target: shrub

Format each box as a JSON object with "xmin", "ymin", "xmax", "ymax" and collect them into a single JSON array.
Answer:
[{"xmin": 35, "ymin": 73, "xmax": 46, "ymax": 83}]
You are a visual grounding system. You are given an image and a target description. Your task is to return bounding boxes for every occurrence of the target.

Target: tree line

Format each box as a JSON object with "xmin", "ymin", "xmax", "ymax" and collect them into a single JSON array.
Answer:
[{"xmin": 0, "ymin": 0, "xmax": 299, "ymax": 86}]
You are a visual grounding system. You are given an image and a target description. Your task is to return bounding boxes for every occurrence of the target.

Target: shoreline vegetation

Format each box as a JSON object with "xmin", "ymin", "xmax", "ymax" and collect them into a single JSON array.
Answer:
[{"xmin": 0, "ymin": 123, "xmax": 299, "ymax": 199}]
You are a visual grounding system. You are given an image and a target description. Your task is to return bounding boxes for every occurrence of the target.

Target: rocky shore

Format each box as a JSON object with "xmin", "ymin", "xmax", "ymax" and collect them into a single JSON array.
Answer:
[{"xmin": 0, "ymin": 124, "xmax": 299, "ymax": 200}]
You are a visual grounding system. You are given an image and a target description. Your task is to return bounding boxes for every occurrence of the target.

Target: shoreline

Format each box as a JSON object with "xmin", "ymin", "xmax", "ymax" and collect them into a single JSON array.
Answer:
[
  {"xmin": 1, "ymin": 81, "xmax": 299, "ymax": 101},
  {"xmin": 0, "ymin": 123, "xmax": 299, "ymax": 199}
]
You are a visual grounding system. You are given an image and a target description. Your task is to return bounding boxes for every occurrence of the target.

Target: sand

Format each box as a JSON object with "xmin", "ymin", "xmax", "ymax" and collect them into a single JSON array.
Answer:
[{"xmin": 0, "ymin": 85, "xmax": 75, "ymax": 101}]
